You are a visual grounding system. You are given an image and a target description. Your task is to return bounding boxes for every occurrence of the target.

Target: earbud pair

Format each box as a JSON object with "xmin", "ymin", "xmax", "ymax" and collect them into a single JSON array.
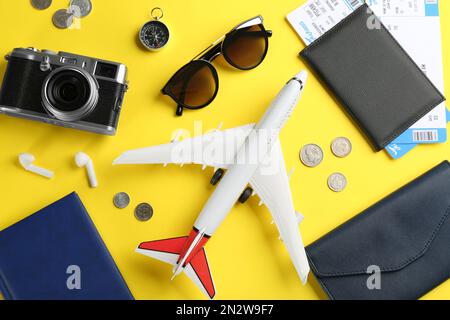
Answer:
[{"xmin": 18, "ymin": 152, "xmax": 98, "ymax": 188}]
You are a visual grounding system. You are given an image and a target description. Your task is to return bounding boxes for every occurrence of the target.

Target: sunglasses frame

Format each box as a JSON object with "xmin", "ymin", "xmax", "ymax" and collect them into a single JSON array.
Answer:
[{"xmin": 162, "ymin": 16, "xmax": 272, "ymax": 116}]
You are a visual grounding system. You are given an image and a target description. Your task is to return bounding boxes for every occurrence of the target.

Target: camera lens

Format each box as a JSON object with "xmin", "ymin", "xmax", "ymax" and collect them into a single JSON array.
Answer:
[
  {"xmin": 42, "ymin": 67, "xmax": 99, "ymax": 121},
  {"xmin": 49, "ymin": 72, "xmax": 90, "ymax": 111},
  {"xmin": 59, "ymin": 83, "xmax": 78, "ymax": 103}
]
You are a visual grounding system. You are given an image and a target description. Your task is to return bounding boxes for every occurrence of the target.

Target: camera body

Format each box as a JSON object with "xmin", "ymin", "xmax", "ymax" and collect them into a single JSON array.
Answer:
[{"xmin": 0, "ymin": 48, "xmax": 128, "ymax": 135}]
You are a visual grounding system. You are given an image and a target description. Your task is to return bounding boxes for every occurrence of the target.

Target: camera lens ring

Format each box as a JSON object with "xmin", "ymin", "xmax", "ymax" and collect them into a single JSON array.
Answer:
[{"xmin": 41, "ymin": 66, "xmax": 99, "ymax": 122}]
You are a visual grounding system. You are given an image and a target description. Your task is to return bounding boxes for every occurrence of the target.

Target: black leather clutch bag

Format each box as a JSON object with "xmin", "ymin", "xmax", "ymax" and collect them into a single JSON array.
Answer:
[
  {"xmin": 300, "ymin": 3, "xmax": 445, "ymax": 151},
  {"xmin": 306, "ymin": 161, "xmax": 450, "ymax": 300}
]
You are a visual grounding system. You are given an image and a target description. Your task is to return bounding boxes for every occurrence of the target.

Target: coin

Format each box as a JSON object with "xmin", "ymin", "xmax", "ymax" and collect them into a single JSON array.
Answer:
[
  {"xmin": 328, "ymin": 173, "xmax": 347, "ymax": 192},
  {"xmin": 300, "ymin": 144, "xmax": 324, "ymax": 168},
  {"xmin": 113, "ymin": 192, "xmax": 130, "ymax": 209},
  {"xmin": 31, "ymin": 0, "xmax": 52, "ymax": 10},
  {"xmin": 331, "ymin": 137, "xmax": 352, "ymax": 158},
  {"xmin": 135, "ymin": 203, "xmax": 154, "ymax": 222},
  {"xmin": 69, "ymin": 0, "xmax": 92, "ymax": 18},
  {"xmin": 52, "ymin": 9, "xmax": 74, "ymax": 29}
]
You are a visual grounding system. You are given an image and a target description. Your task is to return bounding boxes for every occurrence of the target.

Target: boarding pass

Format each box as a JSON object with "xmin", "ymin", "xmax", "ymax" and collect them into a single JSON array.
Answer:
[
  {"xmin": 367, "ymin": 1, "xmax": 448, "ymax": 159},
  {"xmin": 287, "ymin": 0, "xmax": 365, "ymax": 45},
  {"xmin": 369, "ymin": 0, "xmax": 446, "ymax": 139}
]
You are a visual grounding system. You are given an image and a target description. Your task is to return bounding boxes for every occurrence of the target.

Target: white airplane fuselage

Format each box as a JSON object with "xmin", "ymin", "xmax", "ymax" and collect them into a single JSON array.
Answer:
[{"xmin": 194, "ymin": 73, "xmax": 304, "ymax": 237}]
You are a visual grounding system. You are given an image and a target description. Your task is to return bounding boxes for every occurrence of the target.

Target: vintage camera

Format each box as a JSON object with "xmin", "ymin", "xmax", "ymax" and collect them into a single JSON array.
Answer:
[{"xmin": 0, "ymin": 48, "xmax": 128, "ymax": 135}]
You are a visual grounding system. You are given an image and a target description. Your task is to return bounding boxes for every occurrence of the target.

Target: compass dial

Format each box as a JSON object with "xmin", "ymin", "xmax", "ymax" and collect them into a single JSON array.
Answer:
[{"xmin": 139, "ymin": 20, "xmax": 170, "ymax": 50}]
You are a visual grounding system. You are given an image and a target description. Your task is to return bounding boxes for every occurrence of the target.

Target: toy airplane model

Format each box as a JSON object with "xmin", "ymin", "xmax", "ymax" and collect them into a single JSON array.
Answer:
[{"xmin": 113, "ymin": 70, "xmax": 310, "ymax": 299}]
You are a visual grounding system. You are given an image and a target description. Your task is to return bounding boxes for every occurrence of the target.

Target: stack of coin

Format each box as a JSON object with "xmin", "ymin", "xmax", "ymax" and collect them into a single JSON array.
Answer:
[
  {"xmin": 135, "ymin": 203, "xmax": 154, "ymax": 222},
  {"xmin": 327, "ymin": 173, "xmax": 347, "ymax": 193},
  {"xmin": 52, "ymin": 9, "xmax": 74, "ymax": 29},
  {"xmin": 52, "ymin": 0, "xmax": 92, "ymax": 29},
  {"xmin": 31, "ymin": 0, "xmax": 53, "ymax": 10},
  {"xmin": 300, "ymin": 137, "xmax": 352, "ymax": 192},
  {"xmin": 113, "ymin": 192, "xmax": 131, "ymax": 209},
  {"xmin": 331, "ymin": 137, "xmax": 352, "ymax": 158},
  {"xmin": 113, "ymin": 193, "xmax": 154, "ymax": 222},
  {"xmin": 300, "ymin": 144, "xmax": 324, "ymax": 168},
  {"xmin": 69, "ymin": 0, "xmax": 92, "ymax": 18}
]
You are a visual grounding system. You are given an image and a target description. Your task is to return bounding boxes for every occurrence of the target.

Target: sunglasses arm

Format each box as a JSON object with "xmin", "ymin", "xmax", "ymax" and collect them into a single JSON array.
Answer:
[{"xmin": 176, "ymin": 105, "xmax": 184, "ymax": 116}]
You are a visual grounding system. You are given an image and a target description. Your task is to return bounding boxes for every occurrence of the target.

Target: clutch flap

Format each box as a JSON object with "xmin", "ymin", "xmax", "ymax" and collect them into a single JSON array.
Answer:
[{"xmin": 307, "ymin": 161, "xmax": 450, "ymax": 278}]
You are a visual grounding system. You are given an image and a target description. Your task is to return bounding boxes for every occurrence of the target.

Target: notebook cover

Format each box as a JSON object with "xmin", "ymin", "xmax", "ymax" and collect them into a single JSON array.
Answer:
[
  {"xmin": 300, "ymin": 3, "xmax": 445, "ymax": 151},
  {"xmin": 0, "ymin": 192, "xmax": 134, "ymax": 300},
  {"xmin": 306, "ymin": 161, "xmax": 450, "ymax": 300}
]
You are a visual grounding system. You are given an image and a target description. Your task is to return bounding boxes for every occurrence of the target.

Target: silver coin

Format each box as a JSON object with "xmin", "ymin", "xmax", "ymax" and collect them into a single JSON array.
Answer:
[
  {"xmin": 300, "ymin": 144, "xmax": 324, "ymax": 168},
  {"xmin": 135, "ymin": 203, "xmax": 154, "ymax": 222},
  {"xmin": 113, "ymin": 192, "xmax": 130, "ymax": 209},
  {"xmin": 52, "ymin": 9, "xmax": 74, "ymax": 29},
  {"xmin": 328, "ymin": 173, "xmax": 347, "ymax": 192},
  {"xmin": 69, "ymin": 0, "xmax": 92, "ymax": 18},
  {"xmin": 331, "ymin": 137, "xmax": 352, "ymax": 158},
  {"xmin": 31, "ymin": 0, "xmax": 52, "ymax": 10}
]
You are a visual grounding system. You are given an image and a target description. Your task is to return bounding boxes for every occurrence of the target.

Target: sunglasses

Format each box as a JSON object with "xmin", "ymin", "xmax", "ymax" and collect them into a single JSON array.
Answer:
[{"xmin": 162, "ymin": 16, "xmax": 272, "ymax": 116}]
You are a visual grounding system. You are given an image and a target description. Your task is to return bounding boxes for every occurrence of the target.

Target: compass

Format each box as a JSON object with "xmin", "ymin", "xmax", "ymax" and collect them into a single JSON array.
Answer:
[{"xmin": 139, "ymin": 8, "xmax": 170, "ymax": 51}]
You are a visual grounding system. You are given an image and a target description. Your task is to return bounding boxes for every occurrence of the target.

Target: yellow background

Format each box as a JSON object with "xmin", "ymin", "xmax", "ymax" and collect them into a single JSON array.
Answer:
[{"xmin": 0, "ymin": 0, "xmax": 449, "ymax": 300}]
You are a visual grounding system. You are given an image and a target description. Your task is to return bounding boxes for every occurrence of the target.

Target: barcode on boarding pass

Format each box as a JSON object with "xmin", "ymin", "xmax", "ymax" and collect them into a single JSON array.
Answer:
[{"xmin": 412, "ymin": 130, "xmax": 439, "ymax": 142}]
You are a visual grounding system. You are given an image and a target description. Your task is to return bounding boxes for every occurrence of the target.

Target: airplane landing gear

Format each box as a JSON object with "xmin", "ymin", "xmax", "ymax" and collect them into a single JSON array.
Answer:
[
  {"xmin": 210, "ymin": 169, "xmax": 225, "ymax": 186},
  {"xmin": 238, "ymin": 187, "xmax": 253, "ymax": 204}
]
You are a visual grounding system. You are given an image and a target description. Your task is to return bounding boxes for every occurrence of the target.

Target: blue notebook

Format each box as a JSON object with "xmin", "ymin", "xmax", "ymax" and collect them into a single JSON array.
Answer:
[{"xmin": 0, "ymin": 192, "xmax": 133, "ymax": 300}]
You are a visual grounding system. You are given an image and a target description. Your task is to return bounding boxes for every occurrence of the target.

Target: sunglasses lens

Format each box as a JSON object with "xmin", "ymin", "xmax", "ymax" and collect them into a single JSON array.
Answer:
[
  {"xmin": 168, "ymin": 61, "xmax": 217, "ymax": 108},
  {"xmin": 223, "ymin": 24, "xmax": 268, "ymax": 70}
]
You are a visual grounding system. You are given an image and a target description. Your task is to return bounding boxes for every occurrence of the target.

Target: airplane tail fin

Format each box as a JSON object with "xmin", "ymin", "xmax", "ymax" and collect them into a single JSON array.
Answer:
[
  {"xmin": 136, "ymin": 237, "xmax": 187, "ymax": 265},
  {"xmin": 183, "ymin": 248, "xmax": 215, "ymax": 299},
  {"xmin": 136, "ymin": 237, "xmax": 216, "ymax": 299}
]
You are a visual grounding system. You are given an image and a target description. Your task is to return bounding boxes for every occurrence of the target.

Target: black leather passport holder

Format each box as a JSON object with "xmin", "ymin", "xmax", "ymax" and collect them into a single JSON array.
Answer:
[
  {"xmin": 307, "ymin": 161, "xmax": 450, "ymax": 300},
  {"xmin": 300, "ymin": 4, "xmax": 445, "ymax": 151}
]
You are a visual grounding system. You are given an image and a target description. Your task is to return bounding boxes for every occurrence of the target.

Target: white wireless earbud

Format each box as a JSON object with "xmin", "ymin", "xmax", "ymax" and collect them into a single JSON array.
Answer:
[
  {"xmin": 75, "ymin": 152, "xmax": 98, "ymax": 188},
  {"xmin": 19, "ymin": 153, "xmax": 54, "ymax": 179}
]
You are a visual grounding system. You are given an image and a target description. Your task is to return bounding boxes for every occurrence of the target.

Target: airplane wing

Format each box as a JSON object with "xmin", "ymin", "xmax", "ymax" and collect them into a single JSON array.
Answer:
[
  {"xmin": 113, "ymin": 124, "xmax": 255, "ymax": 169},
  {"xmin": 249, "ymin": 139, "xmax": 310, "ymax": 284}
]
